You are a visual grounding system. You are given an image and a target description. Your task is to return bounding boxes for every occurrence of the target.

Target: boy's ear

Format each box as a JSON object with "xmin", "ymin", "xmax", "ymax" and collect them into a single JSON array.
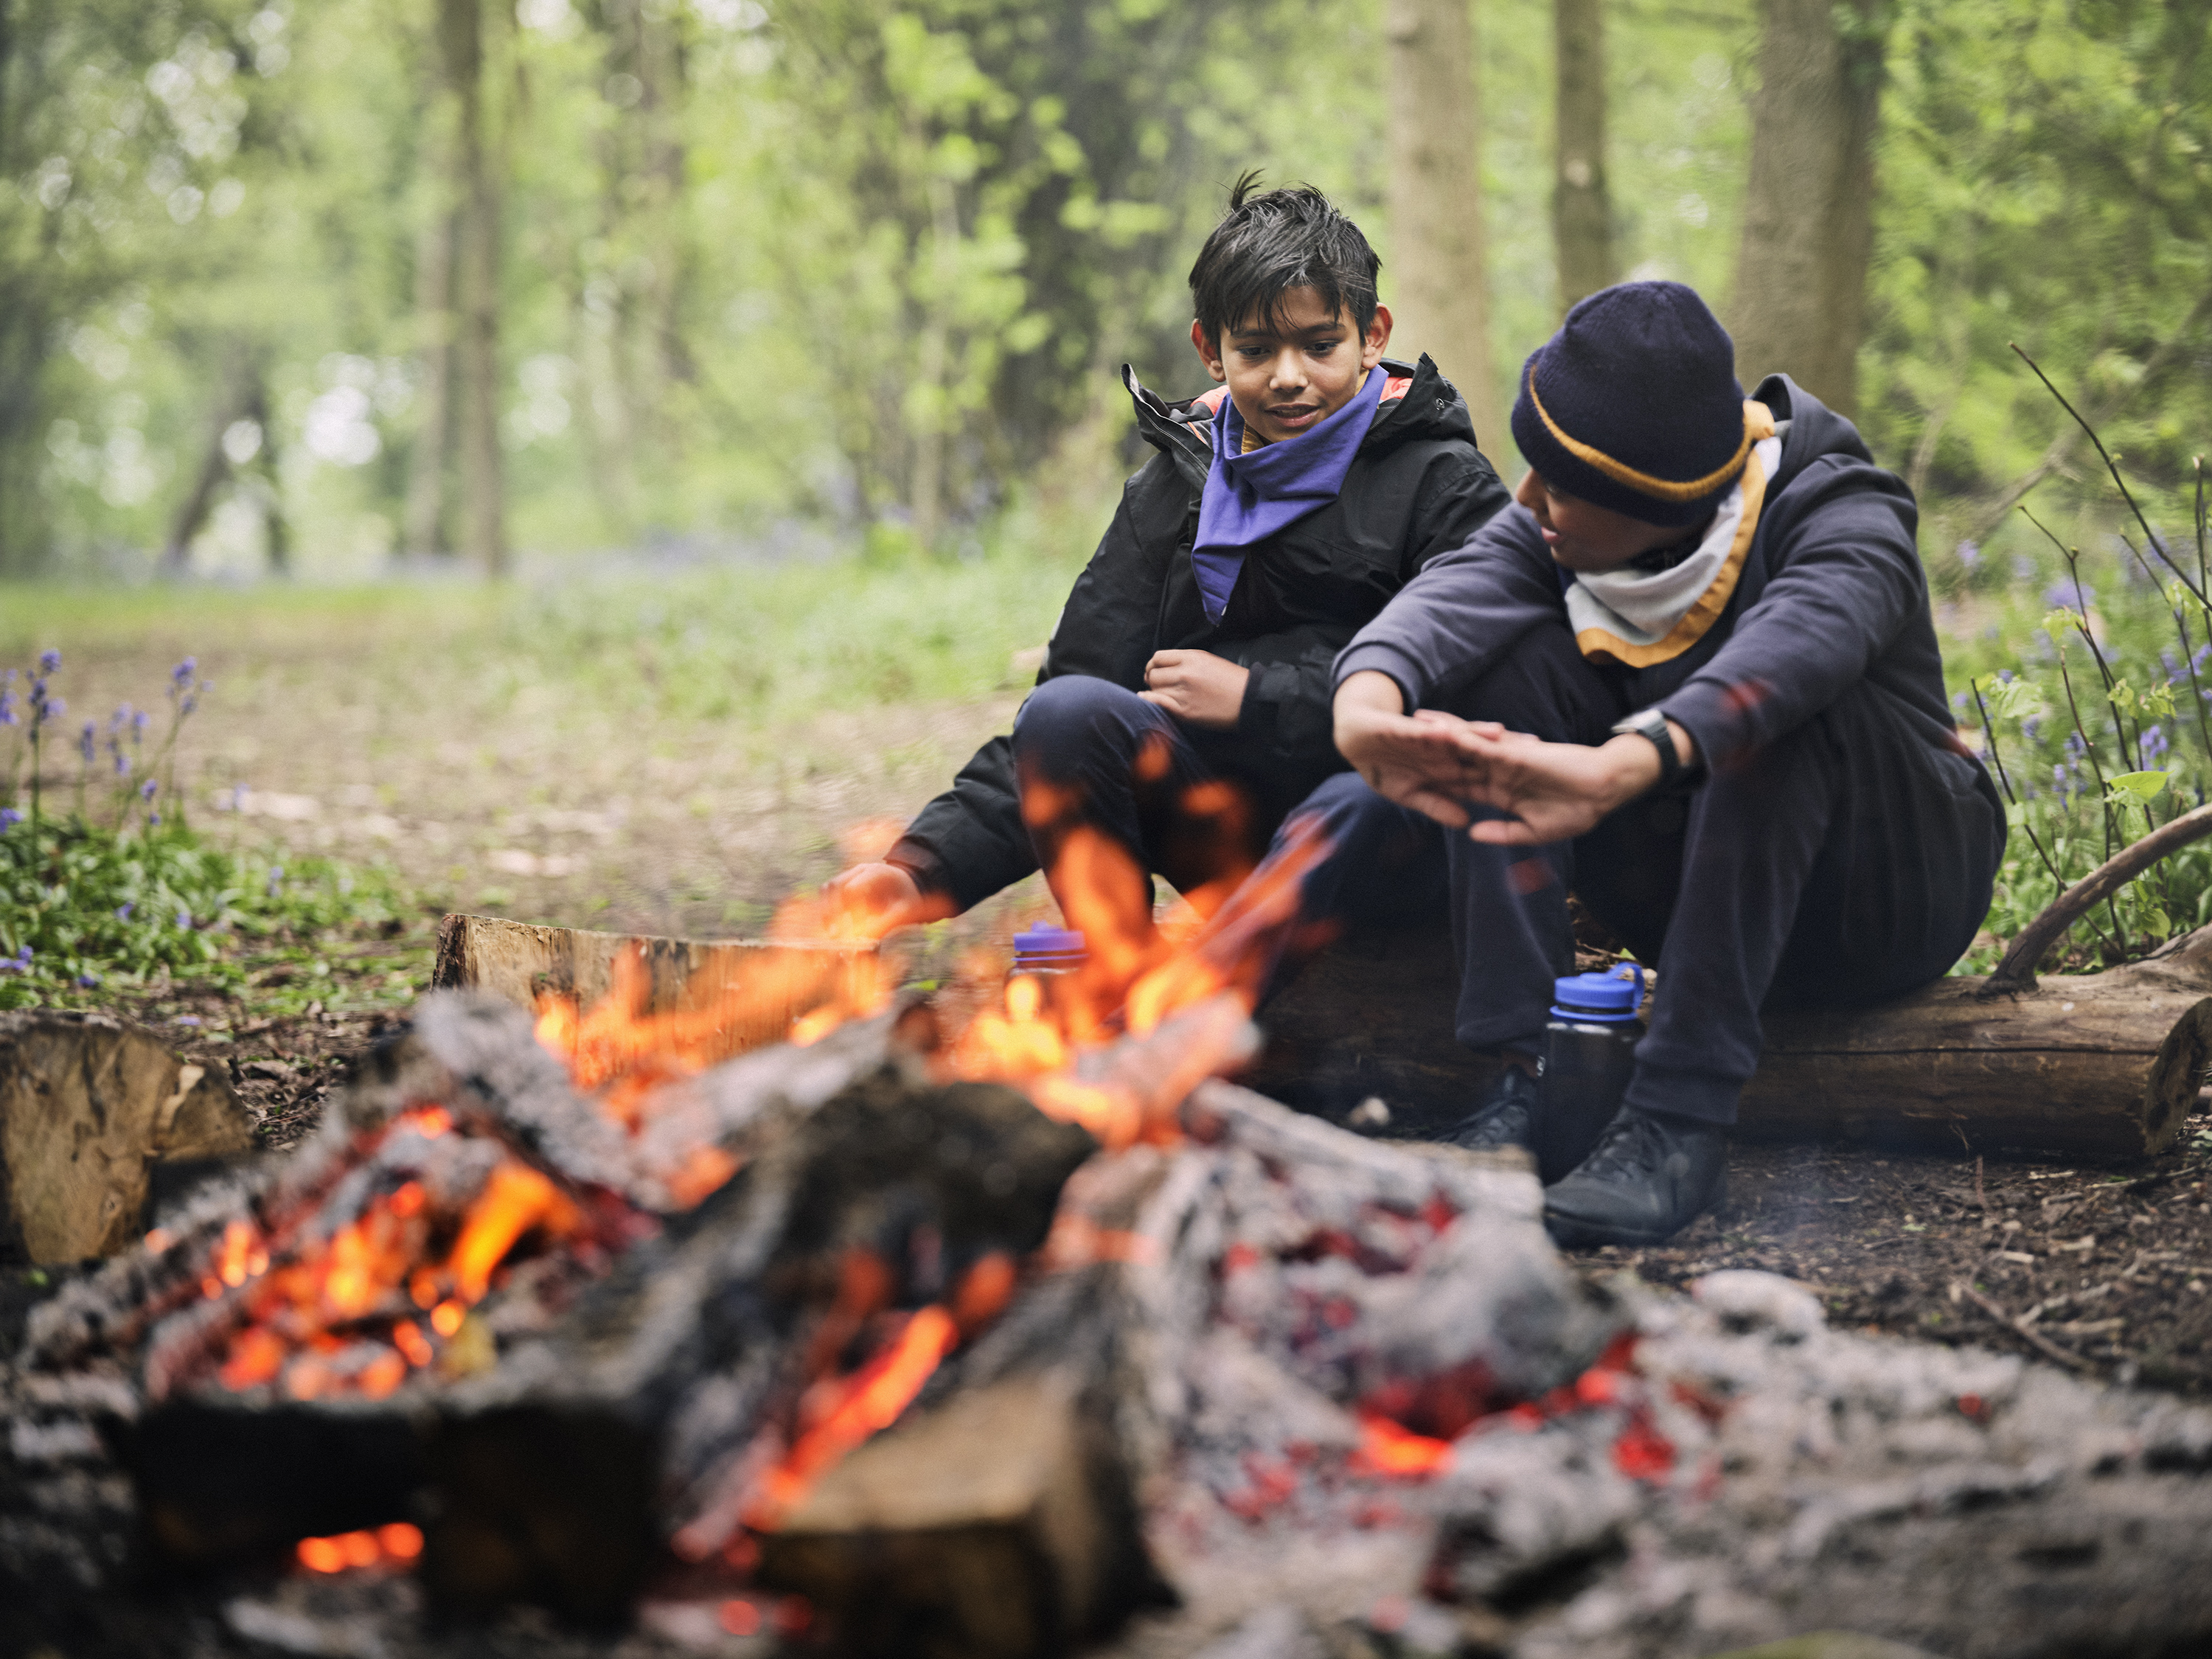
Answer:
[
  {"xmin": 1361, "ymin": 303, "xmax": 1394, "ymax": 371},
  {"xmin": 1190, "ymin": 319, "xmax": 1228, "ymax": 383}
]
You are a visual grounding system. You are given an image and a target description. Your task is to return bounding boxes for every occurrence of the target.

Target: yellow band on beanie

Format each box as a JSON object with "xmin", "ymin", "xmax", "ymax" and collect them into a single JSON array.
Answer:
[{"xmin": 1527, "ymin": 369, "xmax": 1772, "ymax": 504}]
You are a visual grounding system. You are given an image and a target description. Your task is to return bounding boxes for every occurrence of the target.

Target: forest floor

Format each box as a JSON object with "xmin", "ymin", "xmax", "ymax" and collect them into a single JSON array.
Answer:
[{"xmin": 4, "ymin": 572, "xmax": 2209, "ymax": 1402}]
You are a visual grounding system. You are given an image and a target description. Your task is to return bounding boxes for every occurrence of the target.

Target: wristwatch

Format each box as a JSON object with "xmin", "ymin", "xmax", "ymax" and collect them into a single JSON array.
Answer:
[{"xmin": 1610, "ymin": 707, "xmax": 1686, "ymax": 793}]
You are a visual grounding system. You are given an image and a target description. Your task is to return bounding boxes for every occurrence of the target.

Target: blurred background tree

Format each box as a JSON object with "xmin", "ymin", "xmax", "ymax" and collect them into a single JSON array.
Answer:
[{"xmin": 0, "ymin": 0, "xmax": 2205, "ymax": 579}]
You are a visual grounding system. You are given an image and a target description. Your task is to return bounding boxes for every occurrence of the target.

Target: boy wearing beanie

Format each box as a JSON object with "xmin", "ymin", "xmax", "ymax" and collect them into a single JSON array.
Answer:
[
  {"xmin": 1330, "ymin": 280, "xmax": 2004, "ymax": 1247},
  {"xmin": 831, "ymin": 179, "xmax": 1509, "ymax": 937}
]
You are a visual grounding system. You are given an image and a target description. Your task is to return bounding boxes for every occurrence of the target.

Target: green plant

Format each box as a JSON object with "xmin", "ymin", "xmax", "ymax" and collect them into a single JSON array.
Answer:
[
  {"xmin": 1952, "ymin": 355, "xmax": 2212, "ymax": 972},
  {"xmin": 0, "ymin": 647, "xmax": 410, "ymax": 1007}
]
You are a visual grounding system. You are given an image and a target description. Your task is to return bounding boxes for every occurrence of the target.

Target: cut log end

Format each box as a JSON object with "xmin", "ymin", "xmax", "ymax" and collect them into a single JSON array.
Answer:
[{"xmin": 0, "ymin": 1012, "xmax": 255, "ymax": 1265}]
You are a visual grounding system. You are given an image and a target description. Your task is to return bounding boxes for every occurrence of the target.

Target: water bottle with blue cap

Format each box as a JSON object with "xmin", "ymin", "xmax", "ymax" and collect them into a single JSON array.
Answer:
[{"xmin": 1539, "ymin": 962, "xmax": 1646, "ymax": 1183}]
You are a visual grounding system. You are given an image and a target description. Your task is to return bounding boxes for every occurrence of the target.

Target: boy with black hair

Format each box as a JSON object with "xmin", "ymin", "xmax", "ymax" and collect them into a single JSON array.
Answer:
[
  {"xmin": 1329, "ymin": 280, "xmax": 2004, "ymax": 1248},
  {"xmin": 830, "ymin": 177, "xmax": 1509, "ymax": 931}
]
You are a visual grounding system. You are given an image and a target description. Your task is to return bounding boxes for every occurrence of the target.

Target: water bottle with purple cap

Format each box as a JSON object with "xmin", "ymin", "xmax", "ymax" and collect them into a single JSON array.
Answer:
[{"xmin": 1540, "ymin": 963, "xmax": 1646, "ymax": 1184}]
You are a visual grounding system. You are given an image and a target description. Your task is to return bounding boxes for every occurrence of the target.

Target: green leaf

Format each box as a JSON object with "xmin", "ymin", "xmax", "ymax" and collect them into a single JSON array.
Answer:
[{"xmin": 2105, "ymin": 769, "xmax": 2175, "ymax": 805}]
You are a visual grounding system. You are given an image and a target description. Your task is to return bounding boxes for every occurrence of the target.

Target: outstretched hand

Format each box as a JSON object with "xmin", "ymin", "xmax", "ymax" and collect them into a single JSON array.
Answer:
[
  {"xmin": 1332, "ymin": 670, "xmax": 1691, "ymax": 846},
  {"xmin": 821, "ymin": 860, "xmax": 956, "ymax": 936}
]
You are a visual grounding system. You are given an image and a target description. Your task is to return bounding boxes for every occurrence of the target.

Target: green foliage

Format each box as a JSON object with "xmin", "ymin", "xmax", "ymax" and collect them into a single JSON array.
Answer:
[
  {"xmin": 0, "ymin": 815, "xmax": 408, "ymax": 1008},
  {"xmin": 1864, "ymin": 0, "xmax": 2212, "ymax": 520}
]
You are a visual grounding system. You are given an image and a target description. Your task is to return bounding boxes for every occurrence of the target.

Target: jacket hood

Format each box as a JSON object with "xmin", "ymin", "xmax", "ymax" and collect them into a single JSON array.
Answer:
[
  {"xmin": 1751, "ymin": 372, "xmax": 1878, "ymax": 497},
  {"xmin": 1122, "ymin": 353, "xmax": 1480, "ymax": 492}
]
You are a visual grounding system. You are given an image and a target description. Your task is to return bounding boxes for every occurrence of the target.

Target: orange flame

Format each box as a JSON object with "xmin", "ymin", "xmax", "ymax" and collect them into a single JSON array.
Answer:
[
  {"xmin": 745, "ymin": 1304, "xmax": 960, "ymax": 1528},
  {"xmin": 532, "ymin": 889, "xmax": 902, "ymax": 1137},
  {"xmin": 206, "ymin": 1109, "xmax": 591, "ymax": 1404}
]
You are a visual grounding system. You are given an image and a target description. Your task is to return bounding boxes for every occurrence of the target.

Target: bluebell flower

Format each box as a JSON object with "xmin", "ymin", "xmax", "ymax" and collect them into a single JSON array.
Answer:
[
  {"xmin": 147, "ymin": 812, "xmax": 159, "ymax": 827},
  {"xmin": 38, "ymin": 649, "xmax": 59, "ymax": 673},
  {"xmin": 115, "ymin": 902, "xmax": 133, "ymax": 920},
  {"xmin": 171, "ymin": 657, "xmax": 196, "ymax": 686},
  {"xmin": 173, "ymin": 1015, "xmax": 200, "ymax": 1027},
  {"xmin": 1956, "ymin": 540, "xmax": 1980, "ymax": 569},
  {"xmin": 2023, "ymin": 715, "xmax": 2042, "ymax": 742},
  {"xmin": 2141, "ymin": 726, "xmax": 2169, "ymax": 765},
  {"xmin": 1997, "ymin": 668, "xmax": 2014, "ymax": 683},
  {"xmin": 0, "ymin": 808, "xmax": 20, "ymax": 830},
  {"xmin": 1950, "ymin": 691, "xmax": 1967, "ymax": 712},
  {"xmin": 75, "ymin": 972, "xmax": 97, "ymax": 988},
  {"xmin": 2045, "ymin": 577, "xmax": 2094, "ymax": 610},
  {"xmin": 132, "ymin": 709, "xmax": 148, "ymax": 735},
  {"xmin": 41, "ymin": 695, "xmax": 63, "ymax": 720},
  {"xmin": 15, "ymin": 945, "xmax": 32, "ymax": 964},
  {"xmin": 114, "ymin": 751, "xmax": 131, "ymax": 776},
  {"xmin": 0, "ymin": 693, "xmax": 15, "ymax": 727},
  {"xmin": 175, "ymin": 910, "xmax": 191, "ymax": 929},
  {"xmin": 77, "ymin": 722, "xmax": 94, "ymax": 763},
  {"xmin": 140, "ymin": 779, "xmax": 157, "ymax": 800},
  {"xmin": 2163, "ymin": 650, "xmax": 2180, "ymax": 679}
]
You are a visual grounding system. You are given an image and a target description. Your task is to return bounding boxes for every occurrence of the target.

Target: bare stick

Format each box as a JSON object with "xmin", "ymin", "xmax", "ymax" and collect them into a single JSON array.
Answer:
[
  {"xmin": 2011, "ymin": 343, "xmax": 2208, "ymax": 608},
  {"xmin": 1955, "ymin": 1280, "xmax": 2094, "ymax": 1373},
  {"xmin": 1982, "ymin": 801, "xmax": 2212, "ymax": 994}
]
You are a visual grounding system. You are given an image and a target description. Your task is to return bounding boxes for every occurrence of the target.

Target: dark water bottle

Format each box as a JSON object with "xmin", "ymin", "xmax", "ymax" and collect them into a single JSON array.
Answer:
[{"xmin": 1539, "ymin": 964, "xmax": 1647, "ymax": 1184}]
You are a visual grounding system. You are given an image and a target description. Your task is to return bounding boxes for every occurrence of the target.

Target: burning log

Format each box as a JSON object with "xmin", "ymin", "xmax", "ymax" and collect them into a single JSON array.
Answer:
[
  {"xmin": 432, "ymin": 911, "xmax": 886, "ymax": 1068},
  {"xmin": 0, "ymin": 1011, "xmax": 254, "ymax": 1265}
]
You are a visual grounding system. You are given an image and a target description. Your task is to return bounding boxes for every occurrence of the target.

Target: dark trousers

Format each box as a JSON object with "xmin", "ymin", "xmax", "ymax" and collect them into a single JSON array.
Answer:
[
  {"xmin": 1290, "ymin": 623, "xmax": 2006, "ymax": 1125},
  {"xmin": 1012, "ymin": 675, "xmax": 1289, "ymax": 900}
]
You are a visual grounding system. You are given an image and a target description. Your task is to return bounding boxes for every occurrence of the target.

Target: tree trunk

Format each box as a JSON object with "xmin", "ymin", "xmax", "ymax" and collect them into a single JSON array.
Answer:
[
  {"xmin": 161, "ymin": 352, "xmax": 257, "ymax": 574},
  {"xmin": 442, "ymin": 0, "xmax": 507, "ymax": 577},
  {"xmin": 1551, "ymin": 0, "xmax": 1615, "ymax": 315},
  {"xmin": 403, "ymin": 201, "xmax": 457, "ymax": 557},
  {"xmin": 1728, "ymin": 0, "xmax": 1887, "ymax": 419},
  {"xmin": 1383, "ymin": 0, "xmax": 1502, "ymax": 451}
]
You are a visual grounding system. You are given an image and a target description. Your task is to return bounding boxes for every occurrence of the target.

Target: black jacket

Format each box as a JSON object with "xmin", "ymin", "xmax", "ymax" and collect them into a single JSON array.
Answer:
[
  {"xmin": 1335, "ymin": 375, "xmax": 1991, "ymax": 793},
  {"xmin": 892, "ymin": 353, "xmax": 1511, "ymax": 911}
]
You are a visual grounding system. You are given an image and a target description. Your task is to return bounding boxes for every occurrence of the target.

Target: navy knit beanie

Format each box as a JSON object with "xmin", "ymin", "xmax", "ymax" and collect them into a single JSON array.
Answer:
[{"xmin": 1509, "ymin": 280, "xmax": 1750, "ymax": 529}]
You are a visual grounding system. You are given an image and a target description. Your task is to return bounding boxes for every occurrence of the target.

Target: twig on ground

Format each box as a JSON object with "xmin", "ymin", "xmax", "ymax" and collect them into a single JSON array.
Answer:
[{"xmin": 1955, "ymin": 1279, "xmax": 2096, "ymax": 1372}]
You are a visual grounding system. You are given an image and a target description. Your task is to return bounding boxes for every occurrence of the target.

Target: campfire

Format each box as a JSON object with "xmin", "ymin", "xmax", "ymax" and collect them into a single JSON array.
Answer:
[{"xmin": 15, "ymin": 799, "xmax": 2212, "ymax": 1658}]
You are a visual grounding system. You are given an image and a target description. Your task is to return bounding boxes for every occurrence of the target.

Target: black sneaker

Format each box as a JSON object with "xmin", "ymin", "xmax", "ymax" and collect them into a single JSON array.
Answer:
[
  {"xmin": 1542, "ymin": 1106, "xmax": 1725, "ymax": 1248},
  {"xmin": 1442, "ymin": 1065, "xmax": 1542, "ymax": 1157}
]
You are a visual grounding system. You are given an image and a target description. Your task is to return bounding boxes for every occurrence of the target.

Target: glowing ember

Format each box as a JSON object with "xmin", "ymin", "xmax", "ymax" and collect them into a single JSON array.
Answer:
[
  {"xmin": 296, "ymin": 1522, "xmax": 423, "ymax": 1574},
  {"xmin": 201, "ymin": 1107, "xmax": 596, "ymax": 1404},
  {"xmin": 1354, "ymin": 1414, "xmax": 1455, "ymax": 1478}
]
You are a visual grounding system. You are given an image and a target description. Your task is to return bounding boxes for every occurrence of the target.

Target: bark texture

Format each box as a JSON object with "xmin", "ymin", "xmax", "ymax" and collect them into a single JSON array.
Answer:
[
  {"xmin": 1551, "ymin": 0, "xmax": 1616, "ymax": 314},
  {"xmin": 439, "ymin": 0, "xmax": 506, "ymax": 576},
  {"xmin": 1729, "ymin": 0, "xmax": 1888, "ymax": 419},
  {"xmin": 1384, "ymin": 0, "xmax": 1502, "ymax": 449},
  {"xmin": 0, "ymin": 1012, "xmax": 253, "ymax": 1264}
]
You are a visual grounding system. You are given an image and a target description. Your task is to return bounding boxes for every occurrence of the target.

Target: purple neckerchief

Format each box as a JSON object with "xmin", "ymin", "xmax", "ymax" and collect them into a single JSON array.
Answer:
[{"xmin": 1191, "ymin": 365, "xmax": 1387, "ymax": 622}]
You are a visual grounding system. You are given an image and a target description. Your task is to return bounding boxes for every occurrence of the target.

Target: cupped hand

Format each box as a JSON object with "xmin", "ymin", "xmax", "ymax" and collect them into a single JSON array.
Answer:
[
  {"xmin": 1332, "ymin": 672, "xmax": 1484, "ymax": 828},
  {"xmin": 1447, "ymin": 724, "xmax": 1660, "ymax": 845},
  {"xmin": 1140, "ymin": 649, "xmax": 1249, "ymax": 728}
]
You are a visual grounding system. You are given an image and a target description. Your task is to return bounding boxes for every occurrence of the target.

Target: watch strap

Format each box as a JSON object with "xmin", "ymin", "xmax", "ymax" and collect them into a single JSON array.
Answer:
[{"xmin": 1611, "ymin": 708, "xmax": 1683, "ymax": 793}]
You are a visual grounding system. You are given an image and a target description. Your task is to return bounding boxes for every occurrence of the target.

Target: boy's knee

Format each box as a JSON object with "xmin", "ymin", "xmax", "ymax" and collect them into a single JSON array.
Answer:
[{"xmin": 1013, "ymin": 675, "xmax": 1155, "ymax": 768}]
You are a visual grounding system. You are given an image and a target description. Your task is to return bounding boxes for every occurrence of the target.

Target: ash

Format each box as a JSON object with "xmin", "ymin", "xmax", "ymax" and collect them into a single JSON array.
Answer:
[{"xmin": 7, "ymin": 1051, "xmax": 2212, "ymax": 1656}]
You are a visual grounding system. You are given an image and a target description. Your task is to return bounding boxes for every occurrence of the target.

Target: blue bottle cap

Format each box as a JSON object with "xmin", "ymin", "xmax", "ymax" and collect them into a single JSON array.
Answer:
[
  {"xmin": 1012, "ymin": 925, "xmax": 1086, "ymax": 957},
  {"xmin": 1551, "ymin": 964, "xmax": 1646, "ymax": 1020}
]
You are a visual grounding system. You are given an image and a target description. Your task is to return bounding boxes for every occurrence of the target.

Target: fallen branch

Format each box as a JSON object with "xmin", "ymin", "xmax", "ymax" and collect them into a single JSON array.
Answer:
[{"xmin": 1981, "ymin": 803, "xmax": 2212, "ymax": 994}]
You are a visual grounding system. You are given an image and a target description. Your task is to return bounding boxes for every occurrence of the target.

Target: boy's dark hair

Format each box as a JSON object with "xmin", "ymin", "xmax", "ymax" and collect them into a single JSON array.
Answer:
[{"xmin": 1188, "ymin": 172, "xmax": 1381, "ymax": 344}]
